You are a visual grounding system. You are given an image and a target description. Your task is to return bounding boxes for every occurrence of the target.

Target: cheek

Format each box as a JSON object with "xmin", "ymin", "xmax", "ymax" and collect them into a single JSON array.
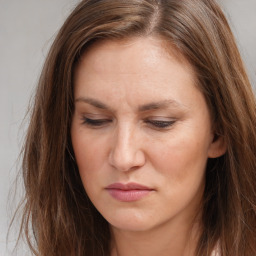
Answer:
[
  {"xmin": 71, "ymin": 129, "xmax": 107, "ymax": 185},
  {"xmin": 149, "ymin": 133, "xmax": 210, "ymax": 184},
  {"xmin": 151, "ymin": 136, "xmax": 208, "ymax": 209}
]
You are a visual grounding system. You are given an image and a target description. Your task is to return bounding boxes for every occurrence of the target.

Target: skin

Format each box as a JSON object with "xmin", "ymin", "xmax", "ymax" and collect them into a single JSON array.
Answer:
[{"xmin": 71, "ymin": 37, "xmax": 226, "ymax": 256}]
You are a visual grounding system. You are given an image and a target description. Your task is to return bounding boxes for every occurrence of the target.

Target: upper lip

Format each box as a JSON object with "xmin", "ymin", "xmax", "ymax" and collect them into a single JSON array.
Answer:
[{"xmin": 106, "ymin": 182, "xmax": 152, "ymax": 190}]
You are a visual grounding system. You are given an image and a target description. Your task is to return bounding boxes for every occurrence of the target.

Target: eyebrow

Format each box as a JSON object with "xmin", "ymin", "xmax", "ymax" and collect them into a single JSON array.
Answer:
[
  {"xmin": 75, "ymin": 97, "xmax": 186, "ymax": 112},
  {"xmin": 138, "ymin": 99, "xmax": 184, "ymax": 111},
  {"xmin": 75, "ymin": 97, "xmax": 110, "ymax": 110}
]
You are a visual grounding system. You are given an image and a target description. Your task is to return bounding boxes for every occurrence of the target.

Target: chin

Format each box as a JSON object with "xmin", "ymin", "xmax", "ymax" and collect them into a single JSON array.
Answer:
[
  {"xmin": 110, "ymin": 220, "xmax": 153, "ymax": 232},
  {"xmin": 105, "ymin": 211, "xmax": 157, "ymax": 232}
]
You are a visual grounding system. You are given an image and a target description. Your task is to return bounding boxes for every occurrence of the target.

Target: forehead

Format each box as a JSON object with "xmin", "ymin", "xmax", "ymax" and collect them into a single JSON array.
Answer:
[
  {"xmin": 77, "ymin": 36, "xmax": 192, "ymax": 75},
  {"xmin": 73, "ymin": 36, "xmax": 203, "ymax": 112}
]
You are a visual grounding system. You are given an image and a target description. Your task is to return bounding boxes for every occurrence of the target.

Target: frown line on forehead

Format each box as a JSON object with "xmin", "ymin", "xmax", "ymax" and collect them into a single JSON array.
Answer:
[{"xmin": 75, "ymin": 97, "xmax": 188, "ymax": 112}]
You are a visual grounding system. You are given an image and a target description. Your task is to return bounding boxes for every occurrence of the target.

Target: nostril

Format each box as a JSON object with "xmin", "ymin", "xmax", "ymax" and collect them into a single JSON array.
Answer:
[{"xmin": 108, "ymin": 146, "xmax": 145, "ymax": 172}]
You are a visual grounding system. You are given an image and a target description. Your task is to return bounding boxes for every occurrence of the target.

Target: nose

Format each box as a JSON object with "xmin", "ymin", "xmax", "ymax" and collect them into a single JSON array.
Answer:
[{"xmin": 108, "ymin": 125, "xmax": 146, "ymax": 172}]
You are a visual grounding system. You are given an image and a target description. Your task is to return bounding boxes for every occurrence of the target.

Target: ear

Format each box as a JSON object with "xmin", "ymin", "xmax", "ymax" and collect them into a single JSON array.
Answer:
[{"xmin": 208, "ymin": 134, "xmax": 227, "ymax": 158}]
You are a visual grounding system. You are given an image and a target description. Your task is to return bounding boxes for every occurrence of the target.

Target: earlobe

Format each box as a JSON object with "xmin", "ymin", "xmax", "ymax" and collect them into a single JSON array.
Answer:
[{"xmin": 208, "ymin": 135, "xmax": 227, "ymax": 158}]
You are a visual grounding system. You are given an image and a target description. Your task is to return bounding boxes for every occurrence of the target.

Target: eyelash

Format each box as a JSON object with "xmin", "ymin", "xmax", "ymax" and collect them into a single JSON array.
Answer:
[
  {"xmin": 81, "ymin": 118, "xmax": 112, "ymax": 127},
  {"xmin": 144, "ymin": 119, "xmax": 175, "ymax": 128},
  {"xmin": 81, "ymin": 117, "xmax": 175, "ymax": 129}
]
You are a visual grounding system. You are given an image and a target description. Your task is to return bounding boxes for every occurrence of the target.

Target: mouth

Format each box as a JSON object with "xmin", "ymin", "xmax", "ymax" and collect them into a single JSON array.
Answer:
[{"xmin": 105, "ymin": 182, "xmax": 154, "ymax": 202}]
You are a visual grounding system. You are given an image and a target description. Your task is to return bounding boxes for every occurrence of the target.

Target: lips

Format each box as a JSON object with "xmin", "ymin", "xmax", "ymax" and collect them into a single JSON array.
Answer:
[{"xmin": 105, "ymin": 182, "xmax": 154, "ymax": 202}]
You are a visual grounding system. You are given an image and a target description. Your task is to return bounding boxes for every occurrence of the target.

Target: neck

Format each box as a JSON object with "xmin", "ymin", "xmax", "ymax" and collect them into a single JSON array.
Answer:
[{"xmin": 110, "ymin": 216, "xmax": 201, "ymax": 256}]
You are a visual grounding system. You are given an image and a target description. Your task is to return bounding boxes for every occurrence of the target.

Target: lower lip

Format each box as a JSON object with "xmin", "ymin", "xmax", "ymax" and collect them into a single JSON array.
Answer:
[{"xmin": 106, "ymin": 189, "xmax": 152, "ymax": 202}]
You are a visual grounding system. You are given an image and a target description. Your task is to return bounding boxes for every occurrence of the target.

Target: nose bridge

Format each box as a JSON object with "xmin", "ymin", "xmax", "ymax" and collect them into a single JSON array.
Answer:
[{"xmin": 109, "ymin": 122, "xmax": 144, "ymax": 171}]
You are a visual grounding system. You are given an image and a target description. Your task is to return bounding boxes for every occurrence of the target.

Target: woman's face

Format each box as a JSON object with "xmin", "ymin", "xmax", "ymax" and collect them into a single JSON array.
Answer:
[{"xmin": 71, "ymin": 37, "xmax": 225, "ymax": 232}]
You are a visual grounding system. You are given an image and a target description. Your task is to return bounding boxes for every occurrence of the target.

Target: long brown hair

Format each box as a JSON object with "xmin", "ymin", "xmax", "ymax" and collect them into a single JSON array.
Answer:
[{"xmin": 17, "ymin": 0, "xmax": 256, "ymax": 255}]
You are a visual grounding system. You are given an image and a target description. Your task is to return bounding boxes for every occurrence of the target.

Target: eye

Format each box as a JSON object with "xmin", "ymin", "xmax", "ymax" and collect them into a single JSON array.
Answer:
[
  {"xmin": 144, "ymin": 119, "xmax": 176, "ymax": 129},
  {"xmin": 81, "ymin": 117, "xmax": 112, "ymax": 127}
]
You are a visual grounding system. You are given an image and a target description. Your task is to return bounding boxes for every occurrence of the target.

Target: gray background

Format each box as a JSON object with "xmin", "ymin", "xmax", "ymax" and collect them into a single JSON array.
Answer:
[{"xmin": 0, "ymin": 0, "xmax": 255, "ymax": 255}]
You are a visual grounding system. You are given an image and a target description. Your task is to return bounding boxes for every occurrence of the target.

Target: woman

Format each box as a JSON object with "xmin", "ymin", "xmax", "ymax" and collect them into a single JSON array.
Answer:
[{"xmin": 18, "ymin": 0, "xmax": 256, "ymax": 255}]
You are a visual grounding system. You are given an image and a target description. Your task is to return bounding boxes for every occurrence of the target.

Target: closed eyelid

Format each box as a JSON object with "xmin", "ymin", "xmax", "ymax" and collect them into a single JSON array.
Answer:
[
  {"xmin": 80, "ymin": 117, "xmax": 112, "ymax": 127},
  {"xmin": 144, "ymin": 116, "xmax": 176, "ymax": 120},
  {"xmin": 144, "ymin": 119, "xmax": 176, "ymax": 128}
]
